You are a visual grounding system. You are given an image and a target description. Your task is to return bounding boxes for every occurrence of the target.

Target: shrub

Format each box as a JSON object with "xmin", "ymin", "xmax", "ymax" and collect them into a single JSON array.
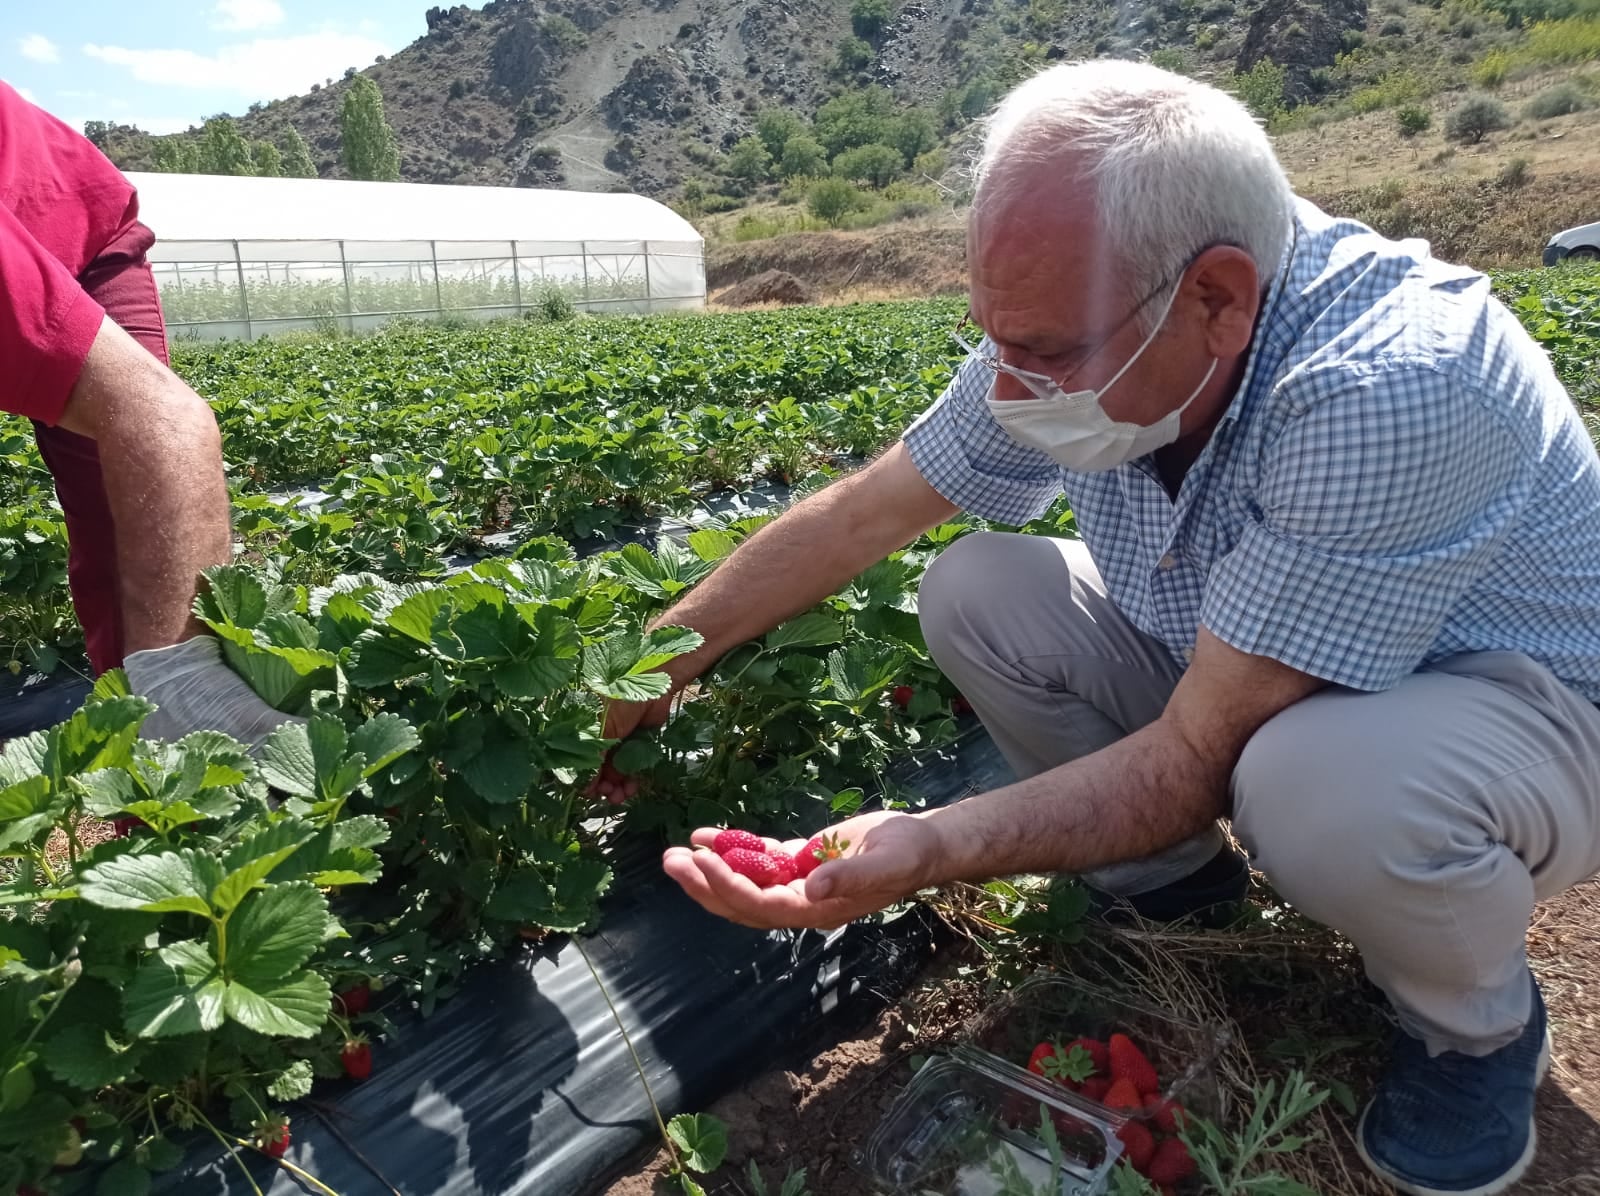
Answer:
[
  {"xmin": 1445, "ymin": 93, "xmax": 1513, "ymax": 142},
  {"xmin": 912, "ymin": 147, "xmax": 948, "ymax": 178},
  {"xmin": 724, "ymin": 135, "xmax": 772, "ymax": 188},
  {"xmin": 1525, "ymin": 80, "xmax": 1590, "ymax": 118},
  {"xmin": 449, "ymin": 78, "xmax": 467, "ymax": 101},
  {"xmin": 814, "ymin": 86, "xmax": 898, "ymax": 157},
  {"xmin": 1380, "ymin": 18, "xmax": 1407, "ymax": 35},
  {"xmin": 539, "ymin": 289, "xmax": 576, "ymax": 321},
  {"xmin": 541, "ymin": 14, "xmax": 588, "ymax": 52},
  {"xmin": 833, "ymin": 36, "xmax": 874, "ymax": 75},
  {"xmin": 1472, "ymin": 48, "xmax": 1511, "ymax": 86},
  {"xmin": 851, "ymin": 0, "xmax": 891, "ymax": 40},
  {"xmin": 779, "ymin": 134, "xmax": 828, "ymax": 179},
  {"xmin": 1149, "ymin": 47, "xmax": 1190, "ymax": 73},
  {"xmin": 807, "ymin": 176, "xmax": 867, "ymax": 226},
  {"xmin": 1519, "ymin": 15, "xmax": 1600, "ymax": 64},
  {"xmin": 1227, "ymin": 59, "xmax": 1287, "ymax": 119},
  {"xmin": 755, "ymin": 108, "xmax": 807, "ymax": 159},
  {"xmin": 1397, "ymin": 104, "xmax": 1433, "ymax": 136},
  {"xmin": 1496, "ymin": 155, "xmax": 1532, "ymax": 186}
]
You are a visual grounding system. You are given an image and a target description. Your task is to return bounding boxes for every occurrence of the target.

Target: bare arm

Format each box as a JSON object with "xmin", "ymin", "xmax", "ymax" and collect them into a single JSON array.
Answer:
[
  {"xmin": 663, "ymin": 626, "xmax": 1328, "ymax": 927},
  {"xmin": 656, "ymin": 441, "xmax": 959, "ymax": 682},
  {"xmin": 55, "ymin": 315, "xmax": 231, "ymax": 652}
]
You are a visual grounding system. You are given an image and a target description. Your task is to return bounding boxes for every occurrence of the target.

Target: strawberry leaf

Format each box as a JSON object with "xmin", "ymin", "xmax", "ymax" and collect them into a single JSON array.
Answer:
[
  {"xmin": 267, "ymin": 1058, "xmax": 316, "ymax": 1102},
  {"xmin": 763, "ymin": 612, "xmax": 844, "ymax": 652},
  {"xmin": 222, "ymin": 970, "xmax": 330, "ymax": 1039},
  {"xmin": 349, "ymin": 714, "xmax": 421, "ymax": 778},
  {"xmin": 485, "ymin": 854, "xmax": 611, "ymax": 932},
  {"xmin": 825, "ymin": 639, "xmax": 903, "ymax": 703},
  {"xmin": 458, "ymin": 738, "xmax": 535, "ymax": 804},
  {"xmin": 227, "ymin": 882, "xmax": 329, "ymax": 985},
  {"xmin": 79, "ymin": 850, "xmax": 222, "ymax": 918},
  {"xmin": 40, "ymin": 1024, "xmax": 145, "ymax": 1089},
  {"xmin": 123, "ymin": 942, "xmax": 227, "ymax": 1038},
  {"xmin": 213, "ymin": 820, "xmax": 318, "ymax": 914},
  {"xmin": 346, "ymin": 630, "xmax": 431, "ymax": 686},
  {"xmin": 385, "ymin": 588, "xmax": 451, "ymax": 644},
  {"xmin": 666, "ymin": 1113, "xmax": 729, "ymax": 1174}
]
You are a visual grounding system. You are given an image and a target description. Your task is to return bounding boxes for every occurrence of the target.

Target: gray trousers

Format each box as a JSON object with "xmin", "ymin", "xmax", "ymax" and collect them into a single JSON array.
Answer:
[{"xmin": 919, "ymin": 532, "xmax": 1600, "ymax": 1056}]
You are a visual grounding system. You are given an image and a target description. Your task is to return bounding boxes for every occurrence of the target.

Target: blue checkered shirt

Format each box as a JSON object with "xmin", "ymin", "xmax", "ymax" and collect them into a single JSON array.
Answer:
[{"xmin": 904, "ymin": 198, "xmax": 1600, "ymax": 700}]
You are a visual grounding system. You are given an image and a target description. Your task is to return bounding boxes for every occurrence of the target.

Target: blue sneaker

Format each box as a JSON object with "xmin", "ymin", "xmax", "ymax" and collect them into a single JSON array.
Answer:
[{"xmin": 1357, "ymin": 974, "xmax": 1551, "ymax": 1196}]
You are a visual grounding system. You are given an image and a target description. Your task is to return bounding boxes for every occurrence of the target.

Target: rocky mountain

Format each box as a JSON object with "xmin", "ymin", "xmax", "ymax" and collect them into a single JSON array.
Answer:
[{"xmin": 105, "ymin": 0, "xmax": 1369, "ymax": 198}]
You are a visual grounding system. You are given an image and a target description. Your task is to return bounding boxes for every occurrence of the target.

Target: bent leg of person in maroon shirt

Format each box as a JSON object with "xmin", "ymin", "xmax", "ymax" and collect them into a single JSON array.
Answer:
[{"xmin": 31, "ymin": 223, "xmax": 170, "ymax": 675}]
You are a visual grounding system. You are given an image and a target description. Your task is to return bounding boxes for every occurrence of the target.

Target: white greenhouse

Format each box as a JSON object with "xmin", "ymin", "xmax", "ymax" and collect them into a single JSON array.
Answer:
[{"xmin": 125, "ymin": 172, "xmax": 706, "ymax": 340}]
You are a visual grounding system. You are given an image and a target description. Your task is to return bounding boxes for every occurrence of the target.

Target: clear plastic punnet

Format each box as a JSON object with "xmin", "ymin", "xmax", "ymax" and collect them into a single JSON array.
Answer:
[{"xmin": 859, "ymin": 974, "xmax": 1231, "ymax": 1195}]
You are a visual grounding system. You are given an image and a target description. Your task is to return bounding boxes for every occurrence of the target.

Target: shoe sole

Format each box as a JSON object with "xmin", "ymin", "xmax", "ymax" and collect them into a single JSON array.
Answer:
[{"xmin": 1354, "ymin": 1029, "xmax": 1552, "ymax": 1196}]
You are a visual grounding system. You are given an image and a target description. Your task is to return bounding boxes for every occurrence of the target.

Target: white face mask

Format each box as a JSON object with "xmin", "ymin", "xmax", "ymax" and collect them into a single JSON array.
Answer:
[{"xmin": 969, "ymin": 283, "xmax": 1218, "ymax": 472}]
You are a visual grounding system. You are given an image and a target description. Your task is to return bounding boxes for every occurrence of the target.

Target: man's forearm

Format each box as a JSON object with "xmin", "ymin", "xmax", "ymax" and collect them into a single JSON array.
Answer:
[
  {"xmin": 60, "ymin": 317, "xmax": 232, "ymax": 653},
  {"xmin": 656, "ymin": 443, "xmax": 958, "ymax": 680},
  {"xmin": 924, "ymin": 716, "xmax": 1229, "ymax": 883}
]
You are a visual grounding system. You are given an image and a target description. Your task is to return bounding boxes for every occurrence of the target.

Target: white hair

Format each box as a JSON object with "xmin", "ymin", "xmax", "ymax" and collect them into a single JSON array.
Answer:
[{"xmin": 973, "ymin": 60, "xmax": 1294, "ymax": 330}]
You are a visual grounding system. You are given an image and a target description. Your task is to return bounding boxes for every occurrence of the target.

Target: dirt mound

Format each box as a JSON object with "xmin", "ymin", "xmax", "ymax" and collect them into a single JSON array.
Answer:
[
  {"xmin": 715, "ymin": 269, "xmax": 817, "ymax": 308},
  {"xmin": 708, "ymin": 224, "xmax": 968, "ymax": 304}
]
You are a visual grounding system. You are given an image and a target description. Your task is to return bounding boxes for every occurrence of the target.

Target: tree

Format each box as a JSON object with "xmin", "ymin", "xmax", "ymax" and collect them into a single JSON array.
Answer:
[
  {"xmin": 1395, "ymin": 105, "xmax": 1432, "ymax": 137},
  {"xmin": 1228, "ymin": 59, "xmax": 1286, "ymax": 120},
  {"xmin": 724, "ymin": 134, "xmax": 772, "ymax": 189},
  {"xmin": 151, "ymin": 138, "xmax": 200, "ymax": 173},
  {"xmin": 251, "ymin": 140, "xmax": 283, "ymax": 177},
  {"xmin": 198, "ymin": 116, "xmax": 254, "ymax": 176},
  {"xmin": 833, "ymin": 36, "xmax": 874, "ymax": 76},
  {"xmin": 807, "ymin": 177, "xmax": 863, "ymax": 227},
  {"xmin": 342, "ymin": 76, "xmax": 401, "ymax": 181},
  {"xmin": 755, "ymin": 108, "xmax": 807, "ymax": 159},
  {"xmin": 280, "ymin": 126, "xmax": 317, "ymax": 178},
  {"xmin": 888, "ymin": 108, "xmax": 937, "ymax": 166},
  {"xmin": 814, "ymin": 86, "xmax": 898, "ymax": 158},
  {"xmin": 851, "ymin": 0, "xmax": 891, "ymax": 40},
  {"xmin": 833, "ymin": 142, "xmax": 903, "ymax": 188},
  {"xmin": 779, "ymin": 134, "xmax": 828, "ymax": 179},
  {"xmin": 1445, "ymin": 94, "xmax": 1512, "ymax": 144}
]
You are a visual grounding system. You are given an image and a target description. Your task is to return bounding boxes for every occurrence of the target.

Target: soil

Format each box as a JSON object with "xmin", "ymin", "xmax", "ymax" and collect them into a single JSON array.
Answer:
[
  {"xmin": 715, "ymin": 270, "xmax": 817, "ymax": 309},
  {"xmin": 603, "ymin": 878, "xmax": 1600, "ymax": 1196}
]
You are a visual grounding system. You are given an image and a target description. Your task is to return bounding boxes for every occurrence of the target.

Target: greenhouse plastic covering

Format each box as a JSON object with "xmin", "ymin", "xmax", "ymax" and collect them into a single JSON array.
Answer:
[{"xmin": 126, "ymin": 173, "xmax": 707, "ymax": 339}]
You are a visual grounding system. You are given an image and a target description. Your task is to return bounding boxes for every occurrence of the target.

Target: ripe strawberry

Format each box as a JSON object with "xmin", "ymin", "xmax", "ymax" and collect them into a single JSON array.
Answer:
[
  {"xmin": 891, "ymin": 685, "xmax": 914, "ymax": 709},
  {"xmin": 1029, "ymin": 1041, "xmax": 1097, "ymax": 1085},
  {"xmin": 794, "ymin": 831, "xmax": 849, "ymax": 878},
  {"xmin": 334, "ymin": 985, "xmax": 371, "ymax": 1016},
  {"xmin": 1027, "ymin": 1042, "xmax": 1059, "ymax": 1076},
  {"xmin": 721, "ymin": 847, "xmax": 786, "ymax": 887},
  {"xmin": 952, "ymin": 694, "xmax": 974, "ymax": 716},
  {"xmin": 341, "ymin": 1036, "xmax": 372, "ymax": 1081},
  {"xmin": 1064, "ymin": 1037, "xmax": 1109, "ymax": 1076},
  {"xmin": 1079, "ymin": 1076, "xmax": 1112, "ymax": 1102},
  {"xmin": 1103, "ymin": 1077, "xmax": 1144, "ymax": 1111},
  {"xmin": 1108, "ymin": 1033, "xmax": 1160, "ymax": 1096},
  {"xmin": 712, "ymin": 828, "xmax": 767, "ymax": 856},
  {"xmin": 259, "ymin": 1122, "xmax": 291, "ymax": 1158},
  {"xmin": 766, "ymin": 850, "xmax": 798, "ymax": 885},
  {"xmin": 1147, "ymin": 1137, "xmax": 1196, "ymax": 1185},
  {"xmin": 110, "ymin": 816, "xmax": 141, "ymax": 838},
  {"xmin": 1115, "ymin": 1118, "xmax": 1157, "ymax": 1174},
  {"xmin": 1142, "ymin": 1094, "xmax": 1185, "ymax": 1134}
]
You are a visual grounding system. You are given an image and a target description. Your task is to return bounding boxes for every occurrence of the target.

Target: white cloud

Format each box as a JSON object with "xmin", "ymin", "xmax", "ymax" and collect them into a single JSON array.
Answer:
[
  {"xmin": 83, "ymin": 31, "xmax": 390, "ymax": 100},
  {"xmin": 20, "ymin": 34, "xmax": 60, "ymax": 64},
  {"xmin": 210, "ymin": 0, "xmax": 286, "ymax": 33}
]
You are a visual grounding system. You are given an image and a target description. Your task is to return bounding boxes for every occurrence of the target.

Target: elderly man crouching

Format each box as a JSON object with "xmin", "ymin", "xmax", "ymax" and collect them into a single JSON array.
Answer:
[{"xmin": 603, "ymin": 62, "xmax": 1600, "ymax": 1195}]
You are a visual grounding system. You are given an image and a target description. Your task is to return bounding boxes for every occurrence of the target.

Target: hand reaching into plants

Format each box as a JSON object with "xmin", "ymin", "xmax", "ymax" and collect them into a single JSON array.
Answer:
[
  {"xmin": 588, "ymin": 690, "xmax": 677, "ymax": 802},
  {"xmin": 662, "ymin": 810, "xmax": 945, "ymax": 929}
]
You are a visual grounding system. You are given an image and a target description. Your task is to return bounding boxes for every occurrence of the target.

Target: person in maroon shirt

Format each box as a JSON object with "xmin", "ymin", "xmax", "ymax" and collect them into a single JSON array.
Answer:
[{"xmin": 2, "ymin": 82, "xmax": 291, "ymax": 749}]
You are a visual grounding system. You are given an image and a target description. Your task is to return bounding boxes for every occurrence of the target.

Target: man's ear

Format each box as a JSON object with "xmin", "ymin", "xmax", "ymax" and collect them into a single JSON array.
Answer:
[{"xmin": 1188, "ymin": 245, "xmax": 1261, "ymax": 360}]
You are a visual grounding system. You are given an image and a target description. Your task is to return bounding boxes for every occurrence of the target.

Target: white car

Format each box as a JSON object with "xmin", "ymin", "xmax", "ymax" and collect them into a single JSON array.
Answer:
[{"xmin": 1544, "ymin": 220, "xmax": 1600, "ymax": 266}]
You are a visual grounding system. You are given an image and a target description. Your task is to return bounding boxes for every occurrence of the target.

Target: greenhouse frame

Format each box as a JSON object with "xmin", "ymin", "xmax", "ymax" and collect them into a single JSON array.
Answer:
[{"xmin": 126, "ymin": 172, "xmax": 707, "ymax": 340}]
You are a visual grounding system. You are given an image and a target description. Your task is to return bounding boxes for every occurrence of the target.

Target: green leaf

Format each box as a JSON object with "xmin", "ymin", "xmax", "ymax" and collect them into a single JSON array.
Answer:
[
  {"xmin": 580, "ymin": 628, "xmax": 700, "ymax": 702},
  {"xmin": 686, "ymin": 528, "xmax": 738, "ymax": 562},
  {"xmin": 349, "ymin": 714, "xmax": 420, "ymax": 778},
  {"xmin": 78, "ymin": 850, "xmax": 222, "ymax": 918},
  {"xmin": 228, "ymin": 881, "xmax": 329, "ymax": 985},
  {"xmin": 267, "ymin": 1058, "xmax": 316, "ymax": 1101},
  {"xmin": 198, "ymin": 565, "xmax": 296, "ymax": 628},
  {"xmin": 41, "ymin": 1024, "xmax": 143, "ymax": 1089},
  {"xmin": 91, "ymin": 669, "xmax": 132, "ymax": 700},
  {"xmin": 0, "ymin": 776, "xmax": 50, "ymax": 822},
  {"xmin": 385, "ymin": 587, "xmax": 451, "ymax": 643},
  {"xmin": 458, "ymin": 738, "xmax": 535, "ymax": 804},
  {"xmin": 213, "ymin": 820, "xmax": 317, "ymax": 914},
  {"xmin": 223, "ymin": 970, "xmax": 330, "ymax": 1038},
  {"xmin": 258, "ymin": 716, "xmax": 363, "ymax": 805},
  {"xmin": 825, "ymin": 639, "xmax": 903, "ymax": 703},
  {"xmin": 486, "ymin": 854, "xmax": 612, "ymax": 932},
  {"xmin": 123, "ymin": 942, "xmax": 227, "ymax": 1038},
  {"xmin": 636, "ymin": 625, "xmax": 705, "ymax": 671},
  {"xmin": 666, "ymin": 1113, "xmax": 729, "ymax": 1173},
  {"xmin": 136, "ymin": 1136, "xmax": 184, "ymax": 1172},
  {"xmin": 609, "ymin": 736, "xmax": 663, "ymax": 775},
  {"xmin": 0, "ymin": 1061, "xmax": 33, "ymax": 1112},
  {"xmin": 346, "ymin": 630, "xmax": 430, "ymax": 686},
  {"xmin": 96, "ymin": 1159, "xmax": 152, "ymax": 1196},
  {"xmin": 764, "ymin": 612, "xmax": 844, "ymax": 652},
  {"xmin": 45, "ymin": 695, "xmax": 153, "ymax": 778}
]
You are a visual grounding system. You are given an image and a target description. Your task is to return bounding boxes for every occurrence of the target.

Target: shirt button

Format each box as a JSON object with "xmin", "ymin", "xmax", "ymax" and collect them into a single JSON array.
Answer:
[
  {"xmin": 1158, "ymin": 553, "xmax": 1177, "ymax": 571},
  {"xmin": 1182, "ymin": 645, "xmax": 1195, "ymax": 664}
]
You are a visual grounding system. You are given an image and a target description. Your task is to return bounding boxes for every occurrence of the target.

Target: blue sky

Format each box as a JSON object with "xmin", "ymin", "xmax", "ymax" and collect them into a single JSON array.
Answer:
[{"xmin": 2, "ymin": 1, "xmax": 424, "ymax": 135}]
